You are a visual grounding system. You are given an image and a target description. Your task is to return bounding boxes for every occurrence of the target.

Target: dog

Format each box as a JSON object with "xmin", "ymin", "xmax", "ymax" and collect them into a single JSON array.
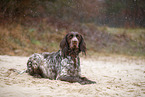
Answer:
[{"xmin": 27, "ymin": 32, "xmax": 96, "ymax": 85}]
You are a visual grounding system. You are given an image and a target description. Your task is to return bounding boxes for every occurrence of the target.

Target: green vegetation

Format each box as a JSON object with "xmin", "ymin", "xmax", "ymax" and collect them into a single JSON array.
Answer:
[
  {"xmin": 0, "ymin": 0, "xmax": 144, "ymax": 57},
  {"xmin": 96, "ymin": 26, "xmax": 145, "ymax": 56},
  {"xmin": 0, "ymin": 23, "xmax": 144, "ymax": 57}
]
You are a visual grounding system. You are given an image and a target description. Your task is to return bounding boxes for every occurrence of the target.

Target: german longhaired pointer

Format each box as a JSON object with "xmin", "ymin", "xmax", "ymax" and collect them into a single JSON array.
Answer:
[{"xmin": 27, "ymin": 32, "xmax": 96, "ymax": 85}]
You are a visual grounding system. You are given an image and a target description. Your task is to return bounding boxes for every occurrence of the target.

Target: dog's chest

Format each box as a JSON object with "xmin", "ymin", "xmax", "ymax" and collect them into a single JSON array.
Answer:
[{"xmin": 60, "ymin": 56, "xmax": 81, "ymax": 76}]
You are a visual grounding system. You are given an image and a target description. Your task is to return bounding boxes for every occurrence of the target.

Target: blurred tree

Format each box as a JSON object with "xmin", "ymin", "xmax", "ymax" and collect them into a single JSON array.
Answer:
[
  {"xmin": 0, "ymin": 0, "xmax": 34, "ymax": 19},
  {"xmin": 0, "ymin": 0, "xmax": 145, "ymax": 27},
  {"xmin": 103, "ymin": 0, "xmax": 145, "ymax": 27}
]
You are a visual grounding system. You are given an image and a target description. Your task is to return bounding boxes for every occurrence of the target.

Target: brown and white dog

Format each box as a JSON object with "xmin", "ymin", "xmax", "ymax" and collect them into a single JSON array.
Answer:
[{"xmin": 27, "ymin": 32, "xmax": 96, "ymax": 85}]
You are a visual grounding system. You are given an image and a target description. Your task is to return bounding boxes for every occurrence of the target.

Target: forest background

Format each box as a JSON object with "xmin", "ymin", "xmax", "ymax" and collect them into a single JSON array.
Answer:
[{"xmin": 0, "ymin": 0, "xmax": 145, "ymax": 57}]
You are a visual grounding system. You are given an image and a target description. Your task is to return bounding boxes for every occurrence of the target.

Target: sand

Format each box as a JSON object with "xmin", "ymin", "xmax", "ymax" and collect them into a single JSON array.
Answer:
[{"xmin": 0, "ymin": 55, "xmax": 145, "ymax": 97}]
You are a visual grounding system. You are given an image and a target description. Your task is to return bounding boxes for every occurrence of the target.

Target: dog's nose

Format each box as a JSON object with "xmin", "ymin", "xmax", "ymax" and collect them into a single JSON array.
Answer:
[
  {"xmin": 72, "ymin": 40, "xmax": 77, "ymax": 43},
  {"xmin": 73, "ymin": 40, "xmax": 77, "ymax": 44},
  {"xmin": 72, "ymin": 38, "xmax": 78, "ymax": 45},
  {"xmin": 72, "ymin": 37, "xmax": 78, "ymax": 42}
]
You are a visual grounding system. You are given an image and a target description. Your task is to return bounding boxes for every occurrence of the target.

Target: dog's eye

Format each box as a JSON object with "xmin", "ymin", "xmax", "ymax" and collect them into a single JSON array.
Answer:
[
  {"xmin": 69, "ymin": 35, "xmax": 73, "ymax": 39},
  {"xmin": 76, "ymin": 34, "xmax": 79, "ymax": 38}
]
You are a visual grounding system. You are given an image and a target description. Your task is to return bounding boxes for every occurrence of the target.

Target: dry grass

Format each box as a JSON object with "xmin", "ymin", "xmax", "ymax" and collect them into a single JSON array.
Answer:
[
  {"xmin": 0, "ymin": 23, "xmax": 65, "ymax": 56},
  {"xmin": 0, "ymin": 23, "xmax": 145, "ymax": 57}
]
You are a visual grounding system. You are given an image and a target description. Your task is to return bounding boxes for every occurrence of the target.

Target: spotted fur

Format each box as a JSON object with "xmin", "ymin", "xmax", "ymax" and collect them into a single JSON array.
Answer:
[{"xmin": 27, "ymin": 32, "xmax": 96, "ymax": 85}]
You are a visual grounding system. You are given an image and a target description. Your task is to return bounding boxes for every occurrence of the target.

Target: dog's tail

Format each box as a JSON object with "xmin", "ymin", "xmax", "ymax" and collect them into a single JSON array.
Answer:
[{"xmin": 8, "ymin": 68, "xmax": 28, "ymax": 75}]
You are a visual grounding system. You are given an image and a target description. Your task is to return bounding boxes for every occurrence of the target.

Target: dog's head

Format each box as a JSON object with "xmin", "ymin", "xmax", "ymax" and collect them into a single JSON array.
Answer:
[{"xmin": 60, "ymin": 32, "xmax": 86, "ymax": 58}]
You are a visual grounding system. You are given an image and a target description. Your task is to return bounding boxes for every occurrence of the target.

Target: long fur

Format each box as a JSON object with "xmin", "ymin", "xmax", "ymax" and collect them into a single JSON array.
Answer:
[{"xmin": 60, "ymin": 33, "xmax": 86, "ymax": 58}]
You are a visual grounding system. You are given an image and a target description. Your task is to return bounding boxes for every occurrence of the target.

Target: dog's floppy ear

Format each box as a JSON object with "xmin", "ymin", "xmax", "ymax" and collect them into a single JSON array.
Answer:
[
  {"xmin": 79, "ymin": 35, "xmax": 86, "ymax": 55},
  {"xmin": 60, "ymin": 34, "xmax": 69, "ymax": 58}
]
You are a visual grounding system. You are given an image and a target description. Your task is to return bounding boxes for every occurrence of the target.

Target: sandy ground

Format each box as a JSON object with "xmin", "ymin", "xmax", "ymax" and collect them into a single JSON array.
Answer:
[{"xmin": 0, "ymin": 55, "xmax": 145, "ymax": 97}]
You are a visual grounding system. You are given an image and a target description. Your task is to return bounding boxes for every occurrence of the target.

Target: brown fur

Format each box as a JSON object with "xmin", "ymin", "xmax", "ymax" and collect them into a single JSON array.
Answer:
[
  {"xmin": 60, "ymin": 32, "xmax": 86, "ymax": 58},
  {"xmin": 27, "ymin": 32, "xmax": 96, "ymax": 85}
]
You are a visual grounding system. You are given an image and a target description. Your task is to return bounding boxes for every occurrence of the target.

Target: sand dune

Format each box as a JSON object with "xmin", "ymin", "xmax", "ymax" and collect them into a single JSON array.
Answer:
[{"xmin": 0, "ymin": 55, "xmax": 144, "ymax": 97}]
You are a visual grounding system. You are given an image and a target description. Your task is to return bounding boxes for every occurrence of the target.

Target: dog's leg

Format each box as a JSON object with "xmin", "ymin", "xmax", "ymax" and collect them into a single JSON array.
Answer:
[
  {"xmin": 79, "ymin": 77, "xmax": 96, "ymax": 84},
  {"xmin": 57, "ymin": 76, "xmax": 82, "ymax": 83},
  {"xmin": 58, "ymin": 76, "xmax": 96, "ymax": 85}
]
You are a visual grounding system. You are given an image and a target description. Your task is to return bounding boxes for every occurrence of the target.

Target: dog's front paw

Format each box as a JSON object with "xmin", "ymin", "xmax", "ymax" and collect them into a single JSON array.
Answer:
[
  {"xmin": 79, "ymin": 80, "xmax": 96, "ymax": 85},
  {"xmin": 89, "ymin": 80, "xmax": 96, "ymax": 84},
  {"xmin": 79, "ymin": 81, "xmax": 88, "ymax": 85},
  {"xmin": 80, "ymin": 77, "xmax": 96, "ymax": 85}
]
